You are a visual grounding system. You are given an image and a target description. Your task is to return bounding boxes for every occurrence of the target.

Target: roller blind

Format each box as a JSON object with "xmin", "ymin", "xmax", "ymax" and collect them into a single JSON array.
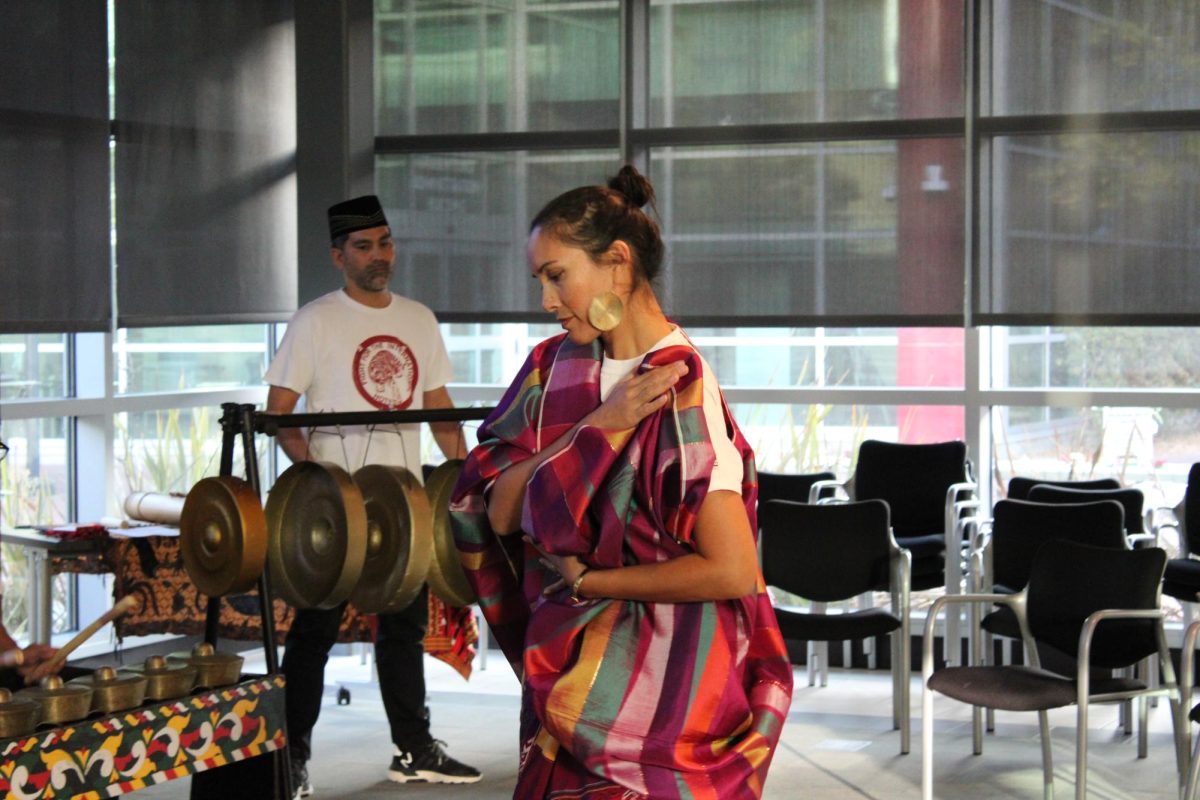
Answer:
[
  {"xmin": 113, "ymin": 0, "xmax": 297, "ymax": 328},
  {"xmin": 0, "ymin": 1, "xmax": 111, "ymax": 334},
  {"xmin": 974, "ymin": 2, "xmax": 1200, "ymax": 326}
]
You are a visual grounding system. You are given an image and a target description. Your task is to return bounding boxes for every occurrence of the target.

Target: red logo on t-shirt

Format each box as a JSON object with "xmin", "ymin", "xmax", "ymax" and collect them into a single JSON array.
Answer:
[{"xmin": 352, "ymin": 335, "xmax": 419, "ymax": 410}]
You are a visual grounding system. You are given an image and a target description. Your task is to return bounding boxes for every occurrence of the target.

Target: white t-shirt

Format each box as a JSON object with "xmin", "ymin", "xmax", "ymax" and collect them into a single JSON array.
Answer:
[
  {"xmin": 599, "ymin": 328, "xmax": 744, "ymax": 494},
  {"xmin": 264, "ymin": 290, "xmax": 454, "ymax": 474}
]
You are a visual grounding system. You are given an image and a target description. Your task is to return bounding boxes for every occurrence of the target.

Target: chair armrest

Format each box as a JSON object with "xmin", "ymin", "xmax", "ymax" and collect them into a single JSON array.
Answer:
[
  {"xmin": 968, "ymin": 539, "xmax": 992, "ymax": 594},
  {"xmin": 1124, "ymin": 532, "xmax": 1156, "ymax": 549},
  {"xmin": 1153, "ymin": 520, "xmax": 1185, "ymax": 556},
  {"xmin": 888, "ymin": 532, "xmax": 913, "ymax": 617},
  {"xmin": 966, "ymin": 516, "xmax": 994, "ymax": 555},
  {"xmin": 921, "ymin": 590, "xmax": 1030, "ymax": 680},
  {"xmin": 945, "ymin": 481, "xmax": 979, "ymax": 505},
  {"xmin": 808, "ymin": 479, "xmax": 849, "ymax": 504}
]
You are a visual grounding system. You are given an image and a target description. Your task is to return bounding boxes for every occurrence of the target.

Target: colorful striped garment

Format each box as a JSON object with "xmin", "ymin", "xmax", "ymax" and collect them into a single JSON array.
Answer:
[{"xmin": 450, "ymin": 333, "xmax": 793, "ymax": 800}]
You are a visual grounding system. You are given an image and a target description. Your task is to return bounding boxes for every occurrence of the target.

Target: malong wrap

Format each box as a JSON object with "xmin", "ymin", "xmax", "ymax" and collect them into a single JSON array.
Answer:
[{"xmin": 450, "ymin": 333, "xmax": 792, "ymax": 800}]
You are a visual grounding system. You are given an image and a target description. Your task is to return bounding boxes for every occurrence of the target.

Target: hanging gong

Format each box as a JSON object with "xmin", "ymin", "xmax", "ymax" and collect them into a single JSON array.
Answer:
[
  {"xmin": 350, "ymin": 465, "xmax": 434, "ymax": 614},
  {"xmin": 265, "ymin": 461, "xmax": 368, "ymax": 610},
  {"xmin": 180, "ymin": 476, "xmax": 268, "ymax": 598},
  {"xmin": 423, "ymin": 459, "xmax": 476, "ymax": 607}
]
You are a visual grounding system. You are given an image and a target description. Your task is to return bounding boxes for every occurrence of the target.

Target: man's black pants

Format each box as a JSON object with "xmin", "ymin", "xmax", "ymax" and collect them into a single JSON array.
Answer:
[{"xmin": 282, "ymin": 585, "xmax": 430, "ymax": 763}]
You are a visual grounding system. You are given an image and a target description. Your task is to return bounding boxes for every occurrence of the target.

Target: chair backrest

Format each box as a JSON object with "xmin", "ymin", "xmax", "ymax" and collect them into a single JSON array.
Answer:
[
  {"xmin": 1183, "ymin": 462, "xmax": 1200, "ymax": 557},
  {"xmin": 1026, "ymin": 484, "xmax": 1145, "ymax": 533},
  {"xmin": 1026, "ymin": 539, "xmax": 1166, "ymax": 669},
  {"xmin": 1007, "ymin": 476, "xmax": 1120, "ymax": 501},
  {"xmin": 756, "ymin": 471, "xmax": 837, "ymax": 511},
  {"xmin": 990, "ymin": 498, "xmax": 1127, "ymax": 593},
  {"xmin": 853, "ymin": 439, "xmax": 969, "ymax": 538},
  {"xmin": 759, "ymin": 499, "xmax": 892, "ymax": 602}
]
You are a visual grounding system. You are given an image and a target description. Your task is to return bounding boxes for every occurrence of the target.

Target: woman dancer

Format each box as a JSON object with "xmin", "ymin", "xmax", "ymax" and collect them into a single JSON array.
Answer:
[{"xmin": 451, "ymin": 165, "xmax": 792, "ymax": 799}]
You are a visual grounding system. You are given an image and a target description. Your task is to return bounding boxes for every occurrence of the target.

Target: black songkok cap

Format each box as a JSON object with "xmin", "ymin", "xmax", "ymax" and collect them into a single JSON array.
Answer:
[{"xmin": 328, "ymin": 195, "xmax": 389, "ymax": 242}]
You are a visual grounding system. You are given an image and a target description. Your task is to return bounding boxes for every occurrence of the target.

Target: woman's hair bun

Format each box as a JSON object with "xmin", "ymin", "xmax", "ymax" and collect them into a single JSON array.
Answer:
[{"xmin": 606, "ymin": 164, "xmax": 655, "ymax": 210}]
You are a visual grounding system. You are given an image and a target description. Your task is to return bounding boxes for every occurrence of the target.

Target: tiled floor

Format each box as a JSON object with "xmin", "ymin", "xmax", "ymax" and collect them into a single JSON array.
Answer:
[{"xmin": 132, "ymin": 642, "xmax": 1187, "ymax": 799}]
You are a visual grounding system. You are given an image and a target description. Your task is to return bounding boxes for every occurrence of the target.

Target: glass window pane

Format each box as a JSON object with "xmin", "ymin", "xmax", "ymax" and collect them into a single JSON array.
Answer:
[
  {"xmin": 113, "ymin": 407, "xmax": 268, "ymax": 510},
  {"xmin": 651, "ymin": 140, "xmax": 964, "ymax": 322},
  {"xmin": 1, "ymin": 417, "xmax": 74, "ymax": 638},
  {"xmin": 0, "ymin": 334, "xmax": 69, "ymax": 400},
  {"xmin": 375, "ymin": 1, "xmax": 620, "ymax": 135},
  {"xmin": 114, "ymin": 325, "xmax": 271, "ymax": 395},
  {"xmin": 733, "ymin": 402, "xmax": 965, "ymax": 474},
  {"xmin": 687, "ymin": 327, "xmax": 963, "ymax": 389},
  {"xmin": 984, "ymin": 132, "xmax": 1200, "ymax": 321},
  {"xmin": 992, "ymin": 326, "xmax": 1200, "ymax": 390},
  {"xmin": 377, "ymin": 150, "xmax": 620, "ymax": 317},
  {"xmin": 991, "ymin": 0, "xmax": 1200, "ymax": 115},
  {"xmin": 991, "ymin": 403, "xmax": 1196, "ymax": 512},
  {"xmin": 0, "ymin": 417, "xmax": 69, "ymax": 527},
  {"xmin": 651, "ymin": 0, "xmax": 962, "ymax": 126}
]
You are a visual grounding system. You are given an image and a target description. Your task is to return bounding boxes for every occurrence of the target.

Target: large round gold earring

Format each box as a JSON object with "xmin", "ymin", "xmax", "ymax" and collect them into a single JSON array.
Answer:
[{"xmin": 587, "ymin": 291, "xmax": 624, "ymax": 331}]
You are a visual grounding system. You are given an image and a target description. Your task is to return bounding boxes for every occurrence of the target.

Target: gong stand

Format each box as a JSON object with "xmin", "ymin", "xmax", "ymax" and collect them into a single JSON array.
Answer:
[{"xmin": 211, "ymin": 401, "xmax": 492, "ymax": 799}]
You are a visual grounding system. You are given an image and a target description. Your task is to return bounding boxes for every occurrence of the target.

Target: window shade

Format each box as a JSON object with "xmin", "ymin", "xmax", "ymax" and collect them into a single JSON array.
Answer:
[
  {"xmin": 0, "ymin": 1, "xmax": 110, "ymax": 334},
  {"xmin": 113, "ymin": 0, "xmax": 297, "ymax": 328}
]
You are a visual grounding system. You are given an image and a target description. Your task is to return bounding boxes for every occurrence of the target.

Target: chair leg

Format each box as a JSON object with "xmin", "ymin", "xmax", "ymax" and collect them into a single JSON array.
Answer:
[
  {"xmin": 1138, "ymin": 693, "xmax": 1149, "ymax": 759},
  {"xmin": 900, "ymin": 630, "xmax": 911, "ymax": 756},
  {"xmin": 822, "ymin": 641, "xmax": 830, "ymax": 686},
  {"xmin": 944, "ymin": 571, "xmax": 961, "ymax": 666},
  {"xmin": 973, "ymin": 704, "xmax": 983, "ymax": 755},
  {"xmin": 890, "ymin": 632, "xmax": 901, "ymax": 731},
  {"xmin": 886, "ymin": 627, "xmax": 911, "ymax": 755},
  {"xmin": 1117, "ymin": 665, "xmax": 1133, "ymax": 735},
  {"xmin": 985, "ymin": 635, "xmax": 1008, "ymax": 733},
  {"xmin": 806, "ymin": 641, "xmax": 818, "ymax": 687},
  {"xmin": 1038, "ymin": 709, "xmax": 1055, "ymax": 800},
  {"xmin": 1176, "ymin": 697, "xmax": 1192, "ymax": 793},
  {"xmin": 858, "ymin": 592, "xmax": 877, "ymax": 670},
  {"xmin": 1186, "ymin": 732, "xmax": 1200, "ymax": 800},
  {"xmin": 1076, "ymin": 700, "xmax": 1089, "ymax": 800},
  {"xmin": 921, "ymin": 684, "xmax": 934, "ymax": 800}
]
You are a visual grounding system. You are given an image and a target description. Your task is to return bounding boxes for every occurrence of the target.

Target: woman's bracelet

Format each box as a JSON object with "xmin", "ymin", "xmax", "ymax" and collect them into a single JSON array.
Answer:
[{"xmin": 570, "ymin": 568, "xmax": 590, "ymax": 602}]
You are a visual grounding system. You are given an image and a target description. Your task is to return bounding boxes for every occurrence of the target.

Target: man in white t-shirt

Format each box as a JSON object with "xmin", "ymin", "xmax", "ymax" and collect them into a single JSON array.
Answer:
[{"xmin": 265, "ymin": 195, "xmax": 479, "ymax": 797}]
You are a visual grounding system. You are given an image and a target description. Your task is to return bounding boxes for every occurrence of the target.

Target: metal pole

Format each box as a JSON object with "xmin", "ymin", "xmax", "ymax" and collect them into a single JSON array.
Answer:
[{"xmin": 240, "ymin": 403, "xmax": 280, "ymax": 674}]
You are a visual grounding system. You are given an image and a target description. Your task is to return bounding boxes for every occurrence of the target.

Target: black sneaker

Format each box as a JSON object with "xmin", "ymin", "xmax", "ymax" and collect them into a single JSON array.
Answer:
[
  {"xmin": 387, "ymin": 740, "xmax": 482, "ymax": 784},
  {"xmin": 290, "ymin": 758, "xmax": 314, "ymax": 798}
]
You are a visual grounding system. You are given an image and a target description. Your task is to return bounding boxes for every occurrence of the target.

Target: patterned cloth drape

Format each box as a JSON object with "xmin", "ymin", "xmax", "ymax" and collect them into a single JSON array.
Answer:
[{"xmin": 451, "ymin": 334, "xmax": 793, "ymax": 800}]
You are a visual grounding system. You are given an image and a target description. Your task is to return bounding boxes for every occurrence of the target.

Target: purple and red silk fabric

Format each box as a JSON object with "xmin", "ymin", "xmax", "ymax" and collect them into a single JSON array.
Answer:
[{"xmin": 450, "ymin": 334, "xmax": 793, "ymax": 799}]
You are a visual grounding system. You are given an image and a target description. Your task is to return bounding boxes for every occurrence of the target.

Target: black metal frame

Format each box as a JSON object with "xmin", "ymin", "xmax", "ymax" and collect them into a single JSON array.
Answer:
[{"xmin": 210, "ymin": 401, "xmax": 492, "ymax": 799}]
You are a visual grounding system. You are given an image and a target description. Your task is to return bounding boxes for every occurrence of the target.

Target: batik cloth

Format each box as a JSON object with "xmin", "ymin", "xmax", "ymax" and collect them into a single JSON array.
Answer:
[{"xmin": 451, "ymin": 334, "xmax": 793, "ymax": 800}]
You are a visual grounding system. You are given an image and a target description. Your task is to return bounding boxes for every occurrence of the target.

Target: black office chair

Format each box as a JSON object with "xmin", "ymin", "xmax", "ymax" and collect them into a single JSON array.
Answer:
[
  {"xmin": 757, "ymin": 470, "xmax": 860, "ymax": 683},
  {"xmin": 760, "ymin": 498, "xmax": 911, "ymax": 754},
  {"xmin": 813, "ymin": 440, "xmax": 976, "ymax": 590},
  {"xmin": 970, "ymin": 498, "xmax": 1129, "ymax": 737},
  {"xmin": 813, "ymin": 439, "xmax": 977, "ymax": 664},
  {"xmin": 921, "ymin": 539, "xmax": 1184, "ymax": 800},
  {"xmin": 1006, "ymin": 475, "xmax": 1120, "ymax": 501},
  {"xmin": 1026, "ymin": 483, "xmax": 1152, "ymax": 548},
  {"xmin": 974, "ymin": 498, "xmax": 1129, "ymax": 639}
]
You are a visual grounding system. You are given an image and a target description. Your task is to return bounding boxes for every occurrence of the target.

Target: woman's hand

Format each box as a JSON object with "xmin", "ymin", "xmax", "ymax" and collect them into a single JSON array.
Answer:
[
  {"xmin": 19, "ymin": 643, "xmax": 61, "ymax": 684},
  {"xmin": 584, "ymin": 361, "xmax": 687, "ymax": 431},
  {"xmin": 526, "ymin": 538, "xmax": 588, "ymax": 596}
]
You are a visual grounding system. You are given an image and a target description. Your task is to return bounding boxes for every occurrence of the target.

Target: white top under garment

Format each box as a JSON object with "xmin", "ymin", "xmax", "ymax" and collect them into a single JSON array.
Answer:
[{"xmin": 598, "ymin": 328, "xmax": 744, "ymax": 494}]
